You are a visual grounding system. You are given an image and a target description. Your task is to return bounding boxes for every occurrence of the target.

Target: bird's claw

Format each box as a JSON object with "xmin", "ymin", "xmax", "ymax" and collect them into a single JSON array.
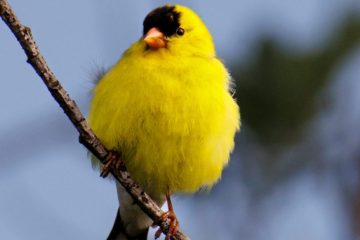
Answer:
[
  {"xmin": 154, "ymin": 211, "xmax": 179, "ymax": 240},
  {"xmin": 100, "ymin": 150, "xmax": 121, "ymax": 178}
]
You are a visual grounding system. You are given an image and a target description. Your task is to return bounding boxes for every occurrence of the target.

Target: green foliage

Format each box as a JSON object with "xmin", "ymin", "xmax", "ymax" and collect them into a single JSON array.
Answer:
[{"xmin": 233, "ymin": 15, "xmax": 360, "ymax": 147}]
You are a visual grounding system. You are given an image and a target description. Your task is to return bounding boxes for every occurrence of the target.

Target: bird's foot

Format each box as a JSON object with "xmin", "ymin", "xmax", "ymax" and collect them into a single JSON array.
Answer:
[
  {"xmin": 100, "ymin": 150, "xmax": 121, "ymax": 178},
  {"xmin": 154, "ymin": 210, "xmax": 179, "ymax": 240}
]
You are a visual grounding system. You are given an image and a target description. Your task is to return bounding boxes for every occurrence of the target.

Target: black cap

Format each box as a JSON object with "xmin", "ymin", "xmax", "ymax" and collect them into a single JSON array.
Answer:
[{"xmin": 143, "ymin": 5, "xmax": 181, "ymax": 37}]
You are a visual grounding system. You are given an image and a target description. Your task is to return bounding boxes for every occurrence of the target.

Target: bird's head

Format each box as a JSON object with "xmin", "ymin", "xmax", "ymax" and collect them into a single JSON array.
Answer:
[{"xmin": 142, "ymin": 5, "xmax": 215, "ymax": 57}]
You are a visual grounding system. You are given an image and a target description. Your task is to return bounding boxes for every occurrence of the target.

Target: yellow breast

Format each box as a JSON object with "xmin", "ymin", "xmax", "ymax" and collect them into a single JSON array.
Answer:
[{"xmin": 88, "ymin": 42, "xmax": 240, "ymax": 194}]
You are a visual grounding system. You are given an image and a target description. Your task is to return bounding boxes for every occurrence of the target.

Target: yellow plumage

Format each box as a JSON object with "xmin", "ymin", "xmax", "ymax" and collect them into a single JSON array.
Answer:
[{"xmin": 88, "ymin": 5, "xmax": 240, "ymax": 196}]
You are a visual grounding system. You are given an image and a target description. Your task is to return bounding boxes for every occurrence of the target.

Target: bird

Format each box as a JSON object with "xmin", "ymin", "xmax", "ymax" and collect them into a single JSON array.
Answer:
[{"xmin": 88, "ymin": 4, "xmax": 240, "ymax": 240}]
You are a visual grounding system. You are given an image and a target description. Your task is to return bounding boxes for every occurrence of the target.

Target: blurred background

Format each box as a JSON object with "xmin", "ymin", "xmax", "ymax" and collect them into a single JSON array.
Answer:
[{"xmin": 1, "ymin": 0, "xmax": 360, "ymax": 239}]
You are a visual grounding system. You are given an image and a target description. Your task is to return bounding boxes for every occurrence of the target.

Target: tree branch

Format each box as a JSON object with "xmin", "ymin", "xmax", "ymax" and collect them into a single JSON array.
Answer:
[{"xmin": 0, "ymin": 1, "xmax": 189, "ymax": 239}]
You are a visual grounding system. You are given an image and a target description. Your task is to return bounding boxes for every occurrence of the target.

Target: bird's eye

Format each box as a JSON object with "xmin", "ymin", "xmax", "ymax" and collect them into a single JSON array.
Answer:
[{"xmin": 176, "ymin": 27, "xmax": 185, "ymax": 36}]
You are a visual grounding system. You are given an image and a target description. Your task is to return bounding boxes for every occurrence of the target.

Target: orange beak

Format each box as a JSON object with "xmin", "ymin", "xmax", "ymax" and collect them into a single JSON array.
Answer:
[{"xmin": 144, "ymin": 27, "xmax": 167, "ymax": 49}]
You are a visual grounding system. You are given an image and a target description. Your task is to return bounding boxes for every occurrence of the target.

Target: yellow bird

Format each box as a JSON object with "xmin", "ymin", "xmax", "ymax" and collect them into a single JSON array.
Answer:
[{"xmin": 88, "ymin": 4, "xmax": 240, "ymax": 240}]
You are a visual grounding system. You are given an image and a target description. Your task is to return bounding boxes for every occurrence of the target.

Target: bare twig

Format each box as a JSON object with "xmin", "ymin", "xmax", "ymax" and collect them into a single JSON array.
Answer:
[{"xmin": 0, "ymin": 1, "xmax": 189, "ymax": 239}]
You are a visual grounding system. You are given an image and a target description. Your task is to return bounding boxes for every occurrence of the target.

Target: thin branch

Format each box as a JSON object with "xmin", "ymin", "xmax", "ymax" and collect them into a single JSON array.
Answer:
[{"xmin": 0, "ymin": 1, "xmax": 189, "ymax": 239}]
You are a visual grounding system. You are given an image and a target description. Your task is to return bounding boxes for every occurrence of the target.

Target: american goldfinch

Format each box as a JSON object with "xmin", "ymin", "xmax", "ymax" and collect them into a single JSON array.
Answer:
[{"xmin": 88, "ymin": 4, "xmax": 240, "ymax": 240}]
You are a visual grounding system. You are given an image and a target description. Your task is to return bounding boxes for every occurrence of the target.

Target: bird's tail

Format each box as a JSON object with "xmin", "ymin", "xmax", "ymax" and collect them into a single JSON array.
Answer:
[
  {"xmin": 107, "ymin": 208, "xmax": 148, "ymax": 240},
  {"xmin": 107, "ymin": 182, "xmax": 165, "ymax": 240}
]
